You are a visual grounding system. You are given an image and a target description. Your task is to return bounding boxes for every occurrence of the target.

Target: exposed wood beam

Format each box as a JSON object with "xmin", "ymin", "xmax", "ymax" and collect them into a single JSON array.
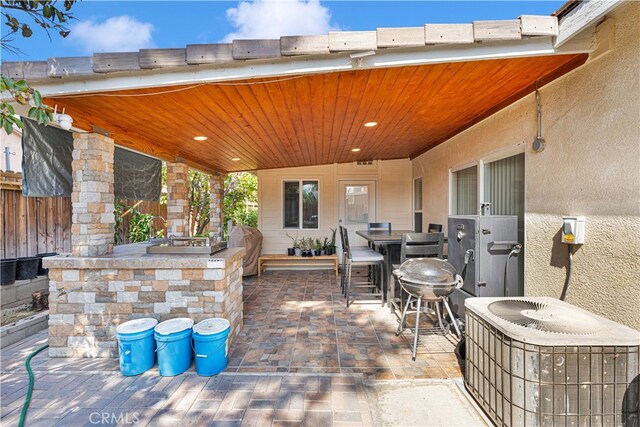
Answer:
[
  {"xmin": 25, "ymin": 36, "xmax": 593, "ymax": 98},
  {"xmin": 555, "ymin": 0, "xmax": 623, "ymax": 47}
]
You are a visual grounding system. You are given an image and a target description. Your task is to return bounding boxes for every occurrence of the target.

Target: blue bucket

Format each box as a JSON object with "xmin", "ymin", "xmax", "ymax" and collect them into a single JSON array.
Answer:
[
  {"xmin": 154, "ymin": 318, "xmax": 194, "ymax": 376},
  {"xmin": 193, "ymin": 318, "xmax": 231, "ymax": 376},
  {"xmin": 116, "ymin": 318, "xmax": 158, "ymax": 376}
]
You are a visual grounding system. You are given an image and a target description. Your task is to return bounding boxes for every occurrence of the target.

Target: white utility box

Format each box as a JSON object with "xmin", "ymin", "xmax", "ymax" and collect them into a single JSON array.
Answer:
[{"xmin": 562, "ymin": 216, "xmax": 585, "ymax": 244}]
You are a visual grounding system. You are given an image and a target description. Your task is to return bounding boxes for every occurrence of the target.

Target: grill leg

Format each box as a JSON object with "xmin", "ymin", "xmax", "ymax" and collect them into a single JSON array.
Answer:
[
  {"xmin": 443, "ymin": 298, "xmax": 461, "ymax": 338},
  {"xmin": 396, "ymin": 293, "xmax": 412, "ymax": 336},
  {"xmin": 412, "ymin": 296, "xmax": 422, "ymax": 361},
  {"xmin": 435, "ymin": 301, "xmax": 445, "ymax": 332}
]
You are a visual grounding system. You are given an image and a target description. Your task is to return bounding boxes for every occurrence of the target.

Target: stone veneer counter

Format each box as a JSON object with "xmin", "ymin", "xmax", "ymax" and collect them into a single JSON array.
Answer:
[{"xmin": 43, "ymin": 244, "xmax": 245, "ymax": 358}]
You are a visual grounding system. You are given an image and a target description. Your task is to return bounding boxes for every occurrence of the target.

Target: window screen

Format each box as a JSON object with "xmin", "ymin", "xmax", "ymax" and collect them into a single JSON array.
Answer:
[
  {"xmin": 453, "ymin": 166, "xmax": 477, "ymax": 215},
  {"xmin": 283, "ymin": 181, "xmax": 300, "ymax": 228},
  {"xmin": 302, "ymin": 181, "xmax": 319, "ymax": 229},
  {"xmin": 283, "ymin": 180, "xmax": 319, "ymax": 229},
  {"xmin": 414, "ymin": 178, "xmax": 423, "ymax": 232}
]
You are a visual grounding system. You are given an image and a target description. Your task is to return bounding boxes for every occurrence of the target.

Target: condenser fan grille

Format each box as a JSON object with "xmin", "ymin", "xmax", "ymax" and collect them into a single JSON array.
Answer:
[{"xmin": 488, "ymin": 299, "xmax": 601, "ymax": 334}]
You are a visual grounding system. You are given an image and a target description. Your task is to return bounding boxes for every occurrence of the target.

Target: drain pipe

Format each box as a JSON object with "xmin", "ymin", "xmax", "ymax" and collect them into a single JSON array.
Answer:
[
  {"xmin": 560, "ymin": 244, "xmax": 574, "ymax": 301},
  {"xmin": 503, "ymin": 244, "xmax": 522, "ymax": 297}
]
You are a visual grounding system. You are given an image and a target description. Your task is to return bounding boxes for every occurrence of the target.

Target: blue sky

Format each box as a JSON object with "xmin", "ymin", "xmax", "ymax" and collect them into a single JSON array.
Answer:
[{"xmin": 2, "ymin": 1, "xmax": 566, "ymax": 61}]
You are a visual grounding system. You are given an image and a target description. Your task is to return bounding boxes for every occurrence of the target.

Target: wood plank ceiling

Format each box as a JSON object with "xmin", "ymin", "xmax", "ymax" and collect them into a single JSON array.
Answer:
[{"xmin": 47, "ymin": 53, "xmax": 587, "ymax": 173}]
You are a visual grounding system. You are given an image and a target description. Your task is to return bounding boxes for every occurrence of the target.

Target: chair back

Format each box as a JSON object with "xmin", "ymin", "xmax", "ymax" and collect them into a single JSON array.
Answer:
[
  {"xmin": 338, "ymin": 225, "xmax": 346, "ymax": 252},
  {"xmin": 368, "ymin": 222, "xmax": 391, "ymax": 232},
  {"xmin": 400, "ymin": 232, "xmax": 444, "ymax": 263},
  {"xmin": 342, "ymin": 227, "xmax": 353, "ymax": 260},
  {"xmin": 427, "ymin": 223, "xmax": 443, "ymax": 233}
]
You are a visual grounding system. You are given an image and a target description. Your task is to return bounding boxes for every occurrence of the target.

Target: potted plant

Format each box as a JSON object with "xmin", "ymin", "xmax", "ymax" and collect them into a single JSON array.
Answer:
[
  {"xmin": 313, "ymin": 239, "xmax": 323, "ymax": 256},
  {"xmin": 286, "ymin": 232, "xmax": 300, "ymax": 256},
  {"xmin": 321, "ymin": 237, "xmax": 329, "ymax": 256},
  {"xmin": 301, "ymin": 237, "xmax": 313, "ymax": 257},
  {"xmin": 328, "ymin": 228, "xmax": 337, "ymax": 255}
]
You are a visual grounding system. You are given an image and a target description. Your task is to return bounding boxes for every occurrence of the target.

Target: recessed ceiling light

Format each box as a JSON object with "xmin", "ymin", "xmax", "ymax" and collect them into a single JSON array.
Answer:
[
  {"xmin": 351, "ymin": 148, "xmax": 361, "ymax": 152},
  {"xmin": 364, "ymin": 122, "xmax": 377, "ymax": 127},
  {"xmin": 231, "ymin": 157, "xmax": 241, "ymax": 161},
  {"xmin": 193, "ymin": 136, "xmax": 208, "ymax": 141}
]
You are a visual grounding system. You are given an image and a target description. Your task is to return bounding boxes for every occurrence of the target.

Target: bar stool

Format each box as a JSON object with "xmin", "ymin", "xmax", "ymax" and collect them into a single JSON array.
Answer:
[
  {"xmin": 338, "ymin": 226, "xmax": 371, "ymax": 295},
  {"xmin": 343, "ymin": 229, "xmax": 384, "ymax": 307}
]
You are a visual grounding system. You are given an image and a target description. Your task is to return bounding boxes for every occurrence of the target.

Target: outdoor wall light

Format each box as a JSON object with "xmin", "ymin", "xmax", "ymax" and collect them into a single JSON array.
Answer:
[
  {"xmin": 52, "ymin": 105, "xmax": 73, "ymax": 131},
  {"xmin": 193, "ymin": 136, "xmax": 208, "ymax": 141},
  {"xmin": 364, "ymin": 122, "xmax": 377, "ymax": 127},
  {"xmin": 231, "ymin": 157, "xmax": 241, "ymax": 161},
  {"xmin": 351, "ymin": 148, "xmax": 361, "ymax": 152}
]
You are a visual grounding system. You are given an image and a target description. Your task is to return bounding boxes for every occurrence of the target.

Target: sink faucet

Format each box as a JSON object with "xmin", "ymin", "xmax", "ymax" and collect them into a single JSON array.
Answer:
[{"xmin": 149, "ymin": 215, "xmax": 166, "ymax": 241}]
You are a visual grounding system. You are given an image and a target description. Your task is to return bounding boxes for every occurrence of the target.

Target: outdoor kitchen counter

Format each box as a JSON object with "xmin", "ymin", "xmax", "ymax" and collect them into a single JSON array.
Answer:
[
  {"xmin": 44, "ymin": 242, "xmax": 243, "ymax": 269},
  {"xmin": 43, "ymin": 244, "xmax": 245, "ymax": 358}
]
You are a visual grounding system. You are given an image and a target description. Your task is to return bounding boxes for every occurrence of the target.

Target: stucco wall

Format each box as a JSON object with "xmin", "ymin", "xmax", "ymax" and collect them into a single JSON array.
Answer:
[
  {"xmin": 411, "ymin": 3, "xmax": 640, "ymax": 329},
  {"xmin": 257, "ymin": 159, "xmax": 413, "ymax": 255},
  {"xmin": 0, "ymin": 128, "xmax": 23, "ymax": 172}
]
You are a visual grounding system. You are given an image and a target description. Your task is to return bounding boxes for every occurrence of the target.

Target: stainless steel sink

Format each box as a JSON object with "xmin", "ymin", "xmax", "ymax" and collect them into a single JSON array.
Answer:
[{"xmin": 146, "ymin": 237, "xmax": 228, "ymax": 255}]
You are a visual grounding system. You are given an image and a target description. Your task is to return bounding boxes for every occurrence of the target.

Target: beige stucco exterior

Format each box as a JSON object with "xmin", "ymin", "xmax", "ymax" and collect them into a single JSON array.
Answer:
[
  {"xmin": 0, "ymin": 128, "xmax": 22, "ymax": 172},
  {"xmin": 257, "ymin": 159, "xmax": 413, "ymax": 255},
  {"xmin": 411, "ymin": 3, "xmax": 640, "ymax": 329}
]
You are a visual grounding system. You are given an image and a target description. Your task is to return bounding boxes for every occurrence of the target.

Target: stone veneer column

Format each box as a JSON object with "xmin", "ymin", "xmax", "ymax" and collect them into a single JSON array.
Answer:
[
  {"xmin": 166, "ymin": 161, "xmax": 190, "ymax": 237},
  {"xmin": 209, "ymin": 173, "xmax": 225, "ymax": 242},
  {"xmin": 71, "ymin": 133, "xmax": 115, "ymax": 257}
]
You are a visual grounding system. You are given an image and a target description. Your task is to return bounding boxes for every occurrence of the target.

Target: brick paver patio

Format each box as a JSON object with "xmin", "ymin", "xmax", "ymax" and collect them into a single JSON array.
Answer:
[{"xmin": 1, "ymin": 270, "xmax": 467, "ymax": 426}]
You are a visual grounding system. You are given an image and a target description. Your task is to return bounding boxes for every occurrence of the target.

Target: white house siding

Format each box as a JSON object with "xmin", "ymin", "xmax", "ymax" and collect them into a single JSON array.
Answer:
[
  {"xmin": 257, "ymin": 159, "xmax": 412, "ymax": 255},
  {"xmin": 411, "ymin": 3, "xmax": 640, "ymax": 329}
]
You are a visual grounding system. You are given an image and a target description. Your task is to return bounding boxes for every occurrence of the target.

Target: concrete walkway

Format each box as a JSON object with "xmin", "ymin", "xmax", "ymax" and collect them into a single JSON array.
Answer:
[{"xmin": 1, "ymin": 271, "xmax": 488, "ymax": 426}]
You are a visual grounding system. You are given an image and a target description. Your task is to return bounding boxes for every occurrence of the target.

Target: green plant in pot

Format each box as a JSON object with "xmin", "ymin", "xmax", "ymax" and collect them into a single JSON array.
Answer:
[
  {"xmin": 321, "ymin": 237, "xmax": 329, "ymax": 256},
  {"xmin": 300, "ymin": 237, "xmax": 313, "ymax": 257},
  {"xmin": 328, "ymin": 228, "xmax": 337, "ymax": 255},
  {"xmin": 286, "ymin": 232, "xmax": 301, "ymax": 256},
  {"xmin": 313, "ymin": 239, "xmax": 323, "ymax": 256}
]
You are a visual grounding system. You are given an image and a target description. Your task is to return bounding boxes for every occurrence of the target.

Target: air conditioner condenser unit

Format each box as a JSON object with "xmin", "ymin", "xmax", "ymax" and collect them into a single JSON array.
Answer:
[{"xmin": 465, "ymin": 297, "xmax": 639, "ymax": 426}]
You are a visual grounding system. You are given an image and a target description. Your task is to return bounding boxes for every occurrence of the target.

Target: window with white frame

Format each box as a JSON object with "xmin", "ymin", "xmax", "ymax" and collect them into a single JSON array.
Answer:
[
  {"xmin": 452, "ymin": 165, "xmax": 478, "ymax": 215},
  {"xmin": 413, "ymin": 178, "xmax": 423, "ymax": 232},
  {"xmin": 283, "ymin": 180, "xmax": 319, "ymax": 229},
  {"xmin": 484, "ymin": 153, "xmax": 524, "ymax": 219}
]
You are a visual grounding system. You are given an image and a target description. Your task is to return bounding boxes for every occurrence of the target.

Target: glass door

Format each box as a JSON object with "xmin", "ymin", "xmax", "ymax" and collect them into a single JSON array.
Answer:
[{"xmin": 338, "ymin": 180, "xmax": 377, "ymax": 253}]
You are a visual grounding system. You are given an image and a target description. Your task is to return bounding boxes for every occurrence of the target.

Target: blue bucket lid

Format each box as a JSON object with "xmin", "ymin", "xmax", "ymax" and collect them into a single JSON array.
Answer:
[
  {"xmin": 117, "ymin": 318, "xmax": 158, "ymax": 335},
  {"xmin": 154, "ymin": 318, "xmax": 194, "ymax": 335},
  {"xmin": 193, "ymin": 318, "xmax": 230, "ymax": 335}
]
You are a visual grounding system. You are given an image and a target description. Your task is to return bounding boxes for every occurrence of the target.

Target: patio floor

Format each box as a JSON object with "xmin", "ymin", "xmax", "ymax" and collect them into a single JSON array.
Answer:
[{"xmin": 1, "ymin": 270, "xmax": 484, "ymax": 426}]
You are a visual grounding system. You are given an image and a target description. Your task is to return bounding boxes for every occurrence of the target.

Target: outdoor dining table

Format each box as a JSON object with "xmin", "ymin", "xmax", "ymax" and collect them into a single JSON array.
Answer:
[{"xmin": 355, "ymin": 229, "xmax": 414, "ymax": 312}]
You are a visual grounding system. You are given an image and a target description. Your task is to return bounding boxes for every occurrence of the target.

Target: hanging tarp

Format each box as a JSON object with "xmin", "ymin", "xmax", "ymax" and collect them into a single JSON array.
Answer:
[
  {"xmin": 21, "ymin": 120, "xmax": 161, "ymax": 200},
  {"xmin": 21, "ymin": 119, "xmax": 73, "ymax": 197},
  {"xmin": 114, "ymin": 147, "xmax": 162, "ymax": 201}
]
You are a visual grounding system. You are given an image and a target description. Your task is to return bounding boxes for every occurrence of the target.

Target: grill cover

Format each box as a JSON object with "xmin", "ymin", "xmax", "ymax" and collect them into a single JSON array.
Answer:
[{"xmin": 394, "ymin": 258, "xmax": 458, "ymax": 286}]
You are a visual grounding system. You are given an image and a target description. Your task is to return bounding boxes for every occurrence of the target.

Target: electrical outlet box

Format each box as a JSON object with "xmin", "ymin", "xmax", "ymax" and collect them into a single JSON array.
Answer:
[{"xmin": 562, "ymin": 216, "xmax": 585, "ymax": 244}]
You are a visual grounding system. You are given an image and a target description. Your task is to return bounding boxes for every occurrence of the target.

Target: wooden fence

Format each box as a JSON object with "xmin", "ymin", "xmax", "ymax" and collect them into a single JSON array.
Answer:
[
  {"xmin": 116, "ymin": 200, "xmax": 167, "ymax": 245},
  {"xmin": 0, "ymin": 189, "xmax": 72, "ymax": 259},
  {"xmin": 1, "ymin": 172, "xmax": 167, "ymax": 258}
]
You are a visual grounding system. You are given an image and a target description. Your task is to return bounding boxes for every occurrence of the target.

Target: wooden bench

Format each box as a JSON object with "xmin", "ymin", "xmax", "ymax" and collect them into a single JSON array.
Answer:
[{"xmin": 257, "ymin": 254, "xmax": 339, "ymax": 276}]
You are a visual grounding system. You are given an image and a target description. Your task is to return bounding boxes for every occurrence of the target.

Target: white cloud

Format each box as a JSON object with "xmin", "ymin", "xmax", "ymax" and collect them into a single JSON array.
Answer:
[
  {"xmin": 223, "ymin": 0, "xmax": 339, "ymax": 42},
  {"xmin": 68, "ymin": 16, "xmax": 154, "ymax": 53}
]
